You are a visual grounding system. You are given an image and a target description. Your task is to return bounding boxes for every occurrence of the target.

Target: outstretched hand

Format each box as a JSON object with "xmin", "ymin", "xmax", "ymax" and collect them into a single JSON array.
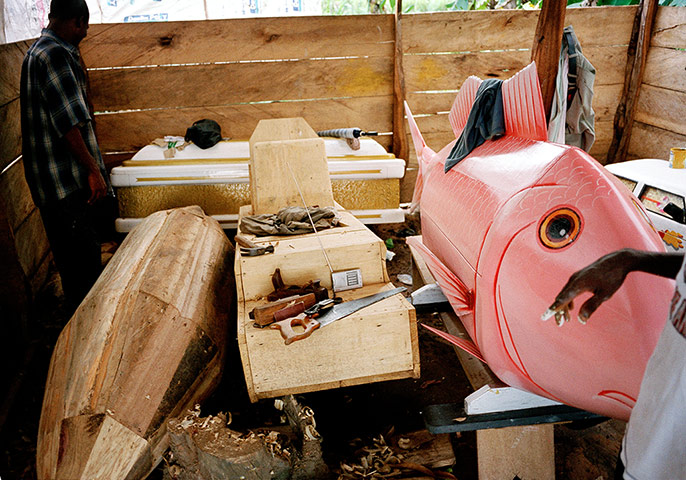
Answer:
[{"xmin": 541, "ymin": 250, "xmax": 635, "ymax": 327}]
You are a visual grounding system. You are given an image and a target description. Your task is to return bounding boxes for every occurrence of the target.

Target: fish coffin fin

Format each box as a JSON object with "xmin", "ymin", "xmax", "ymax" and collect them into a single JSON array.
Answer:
[
  {"xmin": 421, "ymin": 323, "xmax": 484, "ymax": 363},
  {"xmin": 406, "ymin": 236, "xmax": 473, "ymax": 313},
  {"xmin": 449, "ymin": 76, "xmax": 482, "ymax": 138},
  {"xmin": 449, "ymin": 63, "xmax": 547, "ymax": 142},
  {"xmin": 404, "ymin": 101, "xmax": 434, "ymax": 213},
  {"xmin": 501, "ymin": 62, "xmax": 548, "ymax": 141}
]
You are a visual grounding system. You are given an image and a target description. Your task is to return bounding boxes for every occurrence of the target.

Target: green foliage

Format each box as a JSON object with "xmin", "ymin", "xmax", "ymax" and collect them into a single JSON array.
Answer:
[
  {"xmin": 567, "ymin": 0, "xmax": 637, "ymax": 5},
  {"xmin": 321, "ymin": 0, "xmax": 686, "ymax": 14},
  {"xmin": 320, "ymin": 0, "xmax": 369, "ymax": 15},
  {"xmin": 567, "ymin": 0, "xmax": 685, "ymax": 6}
]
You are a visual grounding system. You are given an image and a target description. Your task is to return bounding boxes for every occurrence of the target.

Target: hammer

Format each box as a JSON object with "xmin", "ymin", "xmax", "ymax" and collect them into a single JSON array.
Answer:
[{"xmin": 235, "ymin": 234, "xmax": 274, "ymax": 256}]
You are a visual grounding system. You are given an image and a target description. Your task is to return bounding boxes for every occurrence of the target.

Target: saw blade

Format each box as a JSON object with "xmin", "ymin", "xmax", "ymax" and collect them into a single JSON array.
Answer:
[{"xmin": 316, "ymin": 287, "xmax": 406, "ymax": 328}]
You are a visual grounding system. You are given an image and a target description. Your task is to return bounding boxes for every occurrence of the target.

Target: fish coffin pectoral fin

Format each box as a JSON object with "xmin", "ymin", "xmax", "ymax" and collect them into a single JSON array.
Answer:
[
  {"xmin": 270, "ymin": 313, "xmax": 321, "ymax": 345},
  {"xmin": 421, "ymin": 323, "xmax": 485, "ymax": 363}
]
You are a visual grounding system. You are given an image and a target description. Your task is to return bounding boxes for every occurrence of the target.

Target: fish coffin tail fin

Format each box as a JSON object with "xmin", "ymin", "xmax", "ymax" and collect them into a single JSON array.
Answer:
[
  {"xmin": 404, "ymin": 101, "xmax": 434, "ymax": 213},
  {"xmin": 404, "ymin": 101, "xmax": 427, "ymax": 162},
  {"xmin": 501, "ymin": 62, "xmax": 548, "ymax": 141},
  {"xmin": 449, "ymin": 76, "xmax": 482, "ymax": 138},
  {"xmin": 410, "ymin": 170, "xmax": 423, "ymax": 214}
]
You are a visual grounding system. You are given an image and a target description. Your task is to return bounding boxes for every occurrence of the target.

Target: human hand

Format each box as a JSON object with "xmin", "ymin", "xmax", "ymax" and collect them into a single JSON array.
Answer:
[
  {"xmin": 541, "ymin": 250, "xmax": 635, "ymax": 327},
  {"xmin": 87, "ymin": 169, "xmax": 107, "ymax": 204}
]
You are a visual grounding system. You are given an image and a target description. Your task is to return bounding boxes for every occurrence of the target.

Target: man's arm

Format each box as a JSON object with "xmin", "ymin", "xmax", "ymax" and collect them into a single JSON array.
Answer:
[
  {"xmin": 63, "ymin": 125, "xmax": 107, "ymax": 204},
  {"xmin": 542, "ymin": 249, "xmax": 684, "ymax": 326}
]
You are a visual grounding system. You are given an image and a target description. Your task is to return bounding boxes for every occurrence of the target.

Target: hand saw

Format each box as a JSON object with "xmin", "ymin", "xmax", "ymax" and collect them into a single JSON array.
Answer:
[{"xmin": 270, "ymin": 287, "xmax": 406, "ymax": 345}]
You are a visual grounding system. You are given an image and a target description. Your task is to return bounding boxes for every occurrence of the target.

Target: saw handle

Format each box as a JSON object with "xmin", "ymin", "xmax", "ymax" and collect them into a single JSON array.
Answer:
[{"xmin": 270, "ymin": 313, "xmax": 321, "ymax": 345}]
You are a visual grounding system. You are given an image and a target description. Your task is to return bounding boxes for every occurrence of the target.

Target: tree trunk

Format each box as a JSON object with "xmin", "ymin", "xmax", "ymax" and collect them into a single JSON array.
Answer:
[
  {"xmin": 166, "ymin": 412, "xmax": 291, "ymax": 480},
  {"xmin": 279, "ymin": 395, "xmax": 329, "ymax": 480}
]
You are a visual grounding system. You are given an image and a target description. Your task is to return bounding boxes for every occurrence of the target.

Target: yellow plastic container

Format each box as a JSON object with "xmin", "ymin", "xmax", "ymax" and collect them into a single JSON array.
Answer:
[{"xmin": 670, "ymin": 147, "xmax": 686, "ymax": 169}]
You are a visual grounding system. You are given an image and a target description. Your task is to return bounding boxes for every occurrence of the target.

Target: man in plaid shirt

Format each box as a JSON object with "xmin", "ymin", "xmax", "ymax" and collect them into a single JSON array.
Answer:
[{"xmin": 21, "ymin": 0, "xmax": 114, "ymax": 312}]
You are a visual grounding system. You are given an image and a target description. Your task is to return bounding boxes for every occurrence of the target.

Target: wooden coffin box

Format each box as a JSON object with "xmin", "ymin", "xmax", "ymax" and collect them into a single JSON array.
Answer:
[{"xmin": 235, "ymin": 205, "xmax": 420, "ymax": 402}]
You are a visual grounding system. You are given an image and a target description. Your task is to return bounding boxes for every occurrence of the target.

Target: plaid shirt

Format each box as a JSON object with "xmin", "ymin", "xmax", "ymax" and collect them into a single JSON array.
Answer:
[{"xmin": 20, "ymin": 29, "xmax": 110, "ymax": 207}]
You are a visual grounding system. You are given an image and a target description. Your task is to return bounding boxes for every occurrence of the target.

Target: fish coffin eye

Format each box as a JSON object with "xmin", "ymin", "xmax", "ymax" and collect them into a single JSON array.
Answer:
[{"xmin": 539, "ymin": 208, "xmax": 581, "ymax": 249}]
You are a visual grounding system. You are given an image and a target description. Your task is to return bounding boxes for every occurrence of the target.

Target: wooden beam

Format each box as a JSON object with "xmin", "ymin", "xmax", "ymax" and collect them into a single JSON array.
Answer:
[
  {"xmin": 93, "ymin": 97, "xmax": 393, "ymax": 154},
  {"xmin": 530, "ymin": 1, "xmax": 566, "ymax": 121},
  {"xmin": 392, "ymin": 0, "xmax": 408, "ymax": 164},
  {"xmin": 403, "ymin": 7, "xmax": 636, "ymax": 54},
  {"xmin": 0, "ymin": 99, "xmax": 22, "ymax": 172},
  {"xmin": 607, "ymin": 0, "xmax": 658, "ymax": 164},
  {"xmin": 88, "ymin": 56, "xmax": 393, "ymax": 112},
  {"xmin": 0, "ymin": 41, "xmax": 32, "ymax": 172},
  {"xmin": 404, "ymin": 45, "xmax": 628, "ymax": 93},
  {"xmin": 83, "ymin": 16, "xmax": 394, "ymax": 68},
  {"xmin": 0, "ymin": 41, "xmax": 32, "ymax": 106},
  {"xmin": 477, "ymin": 425, "xmax": 555, "ymax": 479},
  {"xmin": 628, "ymin": 121, "xmax": 686, "ymax": 161}
]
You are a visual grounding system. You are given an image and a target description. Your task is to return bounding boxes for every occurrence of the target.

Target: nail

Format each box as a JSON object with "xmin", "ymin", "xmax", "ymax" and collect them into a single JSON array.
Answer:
[{"xmin": 541, "ymin": 308, "xmax": 555, "ymax": 321}]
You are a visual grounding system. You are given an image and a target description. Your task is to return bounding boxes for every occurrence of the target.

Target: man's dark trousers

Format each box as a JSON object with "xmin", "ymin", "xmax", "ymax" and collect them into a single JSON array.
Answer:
[{"xmin": 39, "ymin": 190, "xmax": 115, "ymax": 313}]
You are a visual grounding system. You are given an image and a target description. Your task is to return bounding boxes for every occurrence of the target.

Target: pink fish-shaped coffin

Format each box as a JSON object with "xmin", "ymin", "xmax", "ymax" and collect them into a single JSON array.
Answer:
[{"xmin": 406, "ymin": 63, "xmax": 675, "ymax": 421}]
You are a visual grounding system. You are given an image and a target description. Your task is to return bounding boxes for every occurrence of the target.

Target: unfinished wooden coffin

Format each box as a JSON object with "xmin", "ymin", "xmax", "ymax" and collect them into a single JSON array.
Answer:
[
  {"xmin": 235, "ymin": 207, "xmax": 419, "ymax": 402},
  {"xmin": 37, "ymin": 206, "xmax": 234, "ymax": 480},
  {"xmin": 235, "ymin": 118, "xmax": 419, "ymax": 402},
  {"xmin": 236, "ymin": 206, "xmax": 389, "ymax": 299}
]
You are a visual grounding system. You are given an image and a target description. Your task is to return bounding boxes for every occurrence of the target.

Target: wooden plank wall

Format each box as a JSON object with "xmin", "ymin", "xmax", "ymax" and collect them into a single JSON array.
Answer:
[
  {"xmin": 400, "ymin": 6, "xmax": 639, "ymax": 200},
  {"xmin": 628, "ymin": 7, "xmax": 686, "ymax": 160},
  {"xmin": 0, "ymin": 40, "xmax": 52, "ymax": 300},
  {"xmin": 0, "ymin": 40, "xmax": 30, "ymax": 172},
  {"xmin": 2, "ymin": 7, "xmax": 682, "ymax": 208},
  {"xmin": 81, "ymin": 15, "xmax": 396, "ymax": 167}
]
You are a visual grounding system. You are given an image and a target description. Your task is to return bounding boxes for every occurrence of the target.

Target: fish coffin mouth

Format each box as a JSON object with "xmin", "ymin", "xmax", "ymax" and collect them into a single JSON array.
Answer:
[{"xmin": 538, "ymin": 207, "xmax": 582, "ymax": 250}]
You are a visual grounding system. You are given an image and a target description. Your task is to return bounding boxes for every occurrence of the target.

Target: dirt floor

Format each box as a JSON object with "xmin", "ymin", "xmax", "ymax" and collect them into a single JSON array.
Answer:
[{"xmin": 0, "ymin": 212, "xmax": 625, "ymax": 479}]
